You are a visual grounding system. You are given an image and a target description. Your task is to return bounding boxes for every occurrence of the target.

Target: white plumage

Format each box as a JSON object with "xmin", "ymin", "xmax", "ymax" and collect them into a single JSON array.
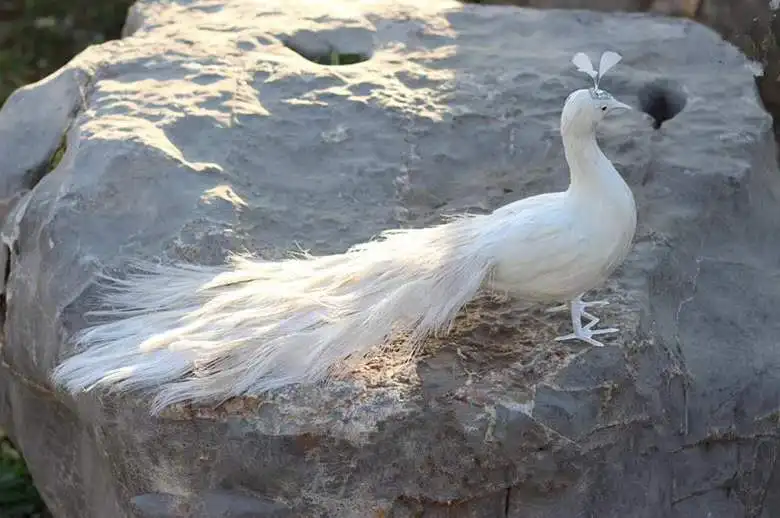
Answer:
[{"xmin": 51, "ymin": 52, "xmax": 638, "ymax": 414}]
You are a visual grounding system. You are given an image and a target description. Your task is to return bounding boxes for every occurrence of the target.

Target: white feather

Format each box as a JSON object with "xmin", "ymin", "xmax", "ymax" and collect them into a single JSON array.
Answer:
[
  {"xmin": 597, "ymin": 51, "xmax": 622, "ymax": 83},
  {"xmin": 572, "ymin": 52, "xmax": 597, "ymax": 80},
  {"xmin": 52, "ymin": 217, "xmax": 499, "ymax": 413}
]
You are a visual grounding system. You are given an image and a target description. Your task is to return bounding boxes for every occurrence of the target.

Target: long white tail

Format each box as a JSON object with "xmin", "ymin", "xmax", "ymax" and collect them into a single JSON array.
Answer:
[{"xmin": 51, "ymin": 213, "xmax": 500, "ymax": 413}]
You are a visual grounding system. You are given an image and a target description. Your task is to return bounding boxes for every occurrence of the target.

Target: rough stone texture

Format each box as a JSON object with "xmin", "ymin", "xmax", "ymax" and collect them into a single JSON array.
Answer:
[
  {"xmin": 0, "ymin": 0, "xmax": 778, "ymax": 517},
  {"xmin": 464, "ymin": 0, "xmax": 646, "ymax": 13},
  {"xmin": 463, "ymin": 0, "xmax": 701, "ymax": 18},
  {"xmin": 469, "ymin": 0, "xmax": 780, "ymax": 134}
]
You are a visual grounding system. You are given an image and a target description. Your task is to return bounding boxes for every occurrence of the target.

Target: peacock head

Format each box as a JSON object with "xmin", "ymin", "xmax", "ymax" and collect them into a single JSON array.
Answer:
[{"xmin": 561, "ymin": 51, "xmax": 632, "ymax": 136}]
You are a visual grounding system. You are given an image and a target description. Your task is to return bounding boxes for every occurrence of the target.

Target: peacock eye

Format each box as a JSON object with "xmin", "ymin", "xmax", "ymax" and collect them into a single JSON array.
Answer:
[{"xmin": 601, "ymin": 106, "xmax": 607, "ymax": 111}]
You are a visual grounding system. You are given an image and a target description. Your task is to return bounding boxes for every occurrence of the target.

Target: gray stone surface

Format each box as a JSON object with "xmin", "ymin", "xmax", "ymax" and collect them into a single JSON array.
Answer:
[{"xmin": 0, "ymin": 0, "xmax": 778, "ymax": 516}]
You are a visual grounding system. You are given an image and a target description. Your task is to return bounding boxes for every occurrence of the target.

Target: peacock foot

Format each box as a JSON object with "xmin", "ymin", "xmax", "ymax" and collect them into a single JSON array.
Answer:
[{"xmin": 547, "ymin": 293, "xmax": 617, "ymax": 347}]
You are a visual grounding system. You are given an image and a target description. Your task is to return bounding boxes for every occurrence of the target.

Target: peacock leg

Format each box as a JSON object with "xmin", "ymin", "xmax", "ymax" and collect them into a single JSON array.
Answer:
[
  {"xmin": 549, "ymin": 293, "xmax": 617, "ymax": 347},
  {"xmin": 545, "ymin": 294, "xmax": 608, "ymax": 315}
]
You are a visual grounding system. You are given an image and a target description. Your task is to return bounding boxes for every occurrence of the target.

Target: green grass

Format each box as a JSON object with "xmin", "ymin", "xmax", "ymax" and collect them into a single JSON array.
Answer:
[
  {"xmin": 0, "ymin": 431, "xmax": 48, "ymax": 518},
  {"xmin": 324, "ymin": 50, "xmax": 367, "ymax": 66},
  {"xmin": 0, "ymin": 0, "xmax": 134, "ymax": 103},
  {"xmin": 47, "ymin": 134, "xmax": 67, "ymax": 171}
]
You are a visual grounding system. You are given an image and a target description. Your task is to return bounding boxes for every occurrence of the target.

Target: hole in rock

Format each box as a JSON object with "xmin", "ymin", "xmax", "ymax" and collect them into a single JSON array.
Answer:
[
  {"xmin": 637, "ymin": 79, "xmax": 687, "ymax": 130},
  {"xmin": 282, "ymin": 29, "xmax": 372, "ymax": 66},
  {"xmin": 285, "ymin": 42, "xmax": 369, "ymax": 66}
]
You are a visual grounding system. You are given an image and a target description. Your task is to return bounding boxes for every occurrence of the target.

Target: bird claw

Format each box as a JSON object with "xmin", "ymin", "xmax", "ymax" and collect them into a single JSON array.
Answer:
[
  {"xmin": 548, "ymin": 294, "xmax": 617, "ymax": 347},
  {"xmin": 545, "ymin": 298, "xmax": 609, "ymax": 314},
  {"xmin": 554, "ymin": 326, "xmax": 619, "ymax": 347},
  {"xmin": 544, "ymin": 303, "xmax": 568, "ymax": 314}
]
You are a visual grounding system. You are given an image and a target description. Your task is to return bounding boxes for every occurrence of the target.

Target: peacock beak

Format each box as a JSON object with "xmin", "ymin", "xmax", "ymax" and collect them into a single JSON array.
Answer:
[{"xmin": 609, "ymin": 100, "xmax": 633, "ymax": 112}]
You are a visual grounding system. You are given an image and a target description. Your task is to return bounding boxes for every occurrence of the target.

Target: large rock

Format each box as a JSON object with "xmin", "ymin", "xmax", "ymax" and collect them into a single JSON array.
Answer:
[{"xmin": 1, "ymin": 0, "xmax": 778, "ymax": 516}]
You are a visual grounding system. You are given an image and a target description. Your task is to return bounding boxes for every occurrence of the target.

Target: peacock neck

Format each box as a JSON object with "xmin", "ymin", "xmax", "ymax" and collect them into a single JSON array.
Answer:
[{"xmin": 562, "ymin": 130, "xmax": 625, "ymax": 197}]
